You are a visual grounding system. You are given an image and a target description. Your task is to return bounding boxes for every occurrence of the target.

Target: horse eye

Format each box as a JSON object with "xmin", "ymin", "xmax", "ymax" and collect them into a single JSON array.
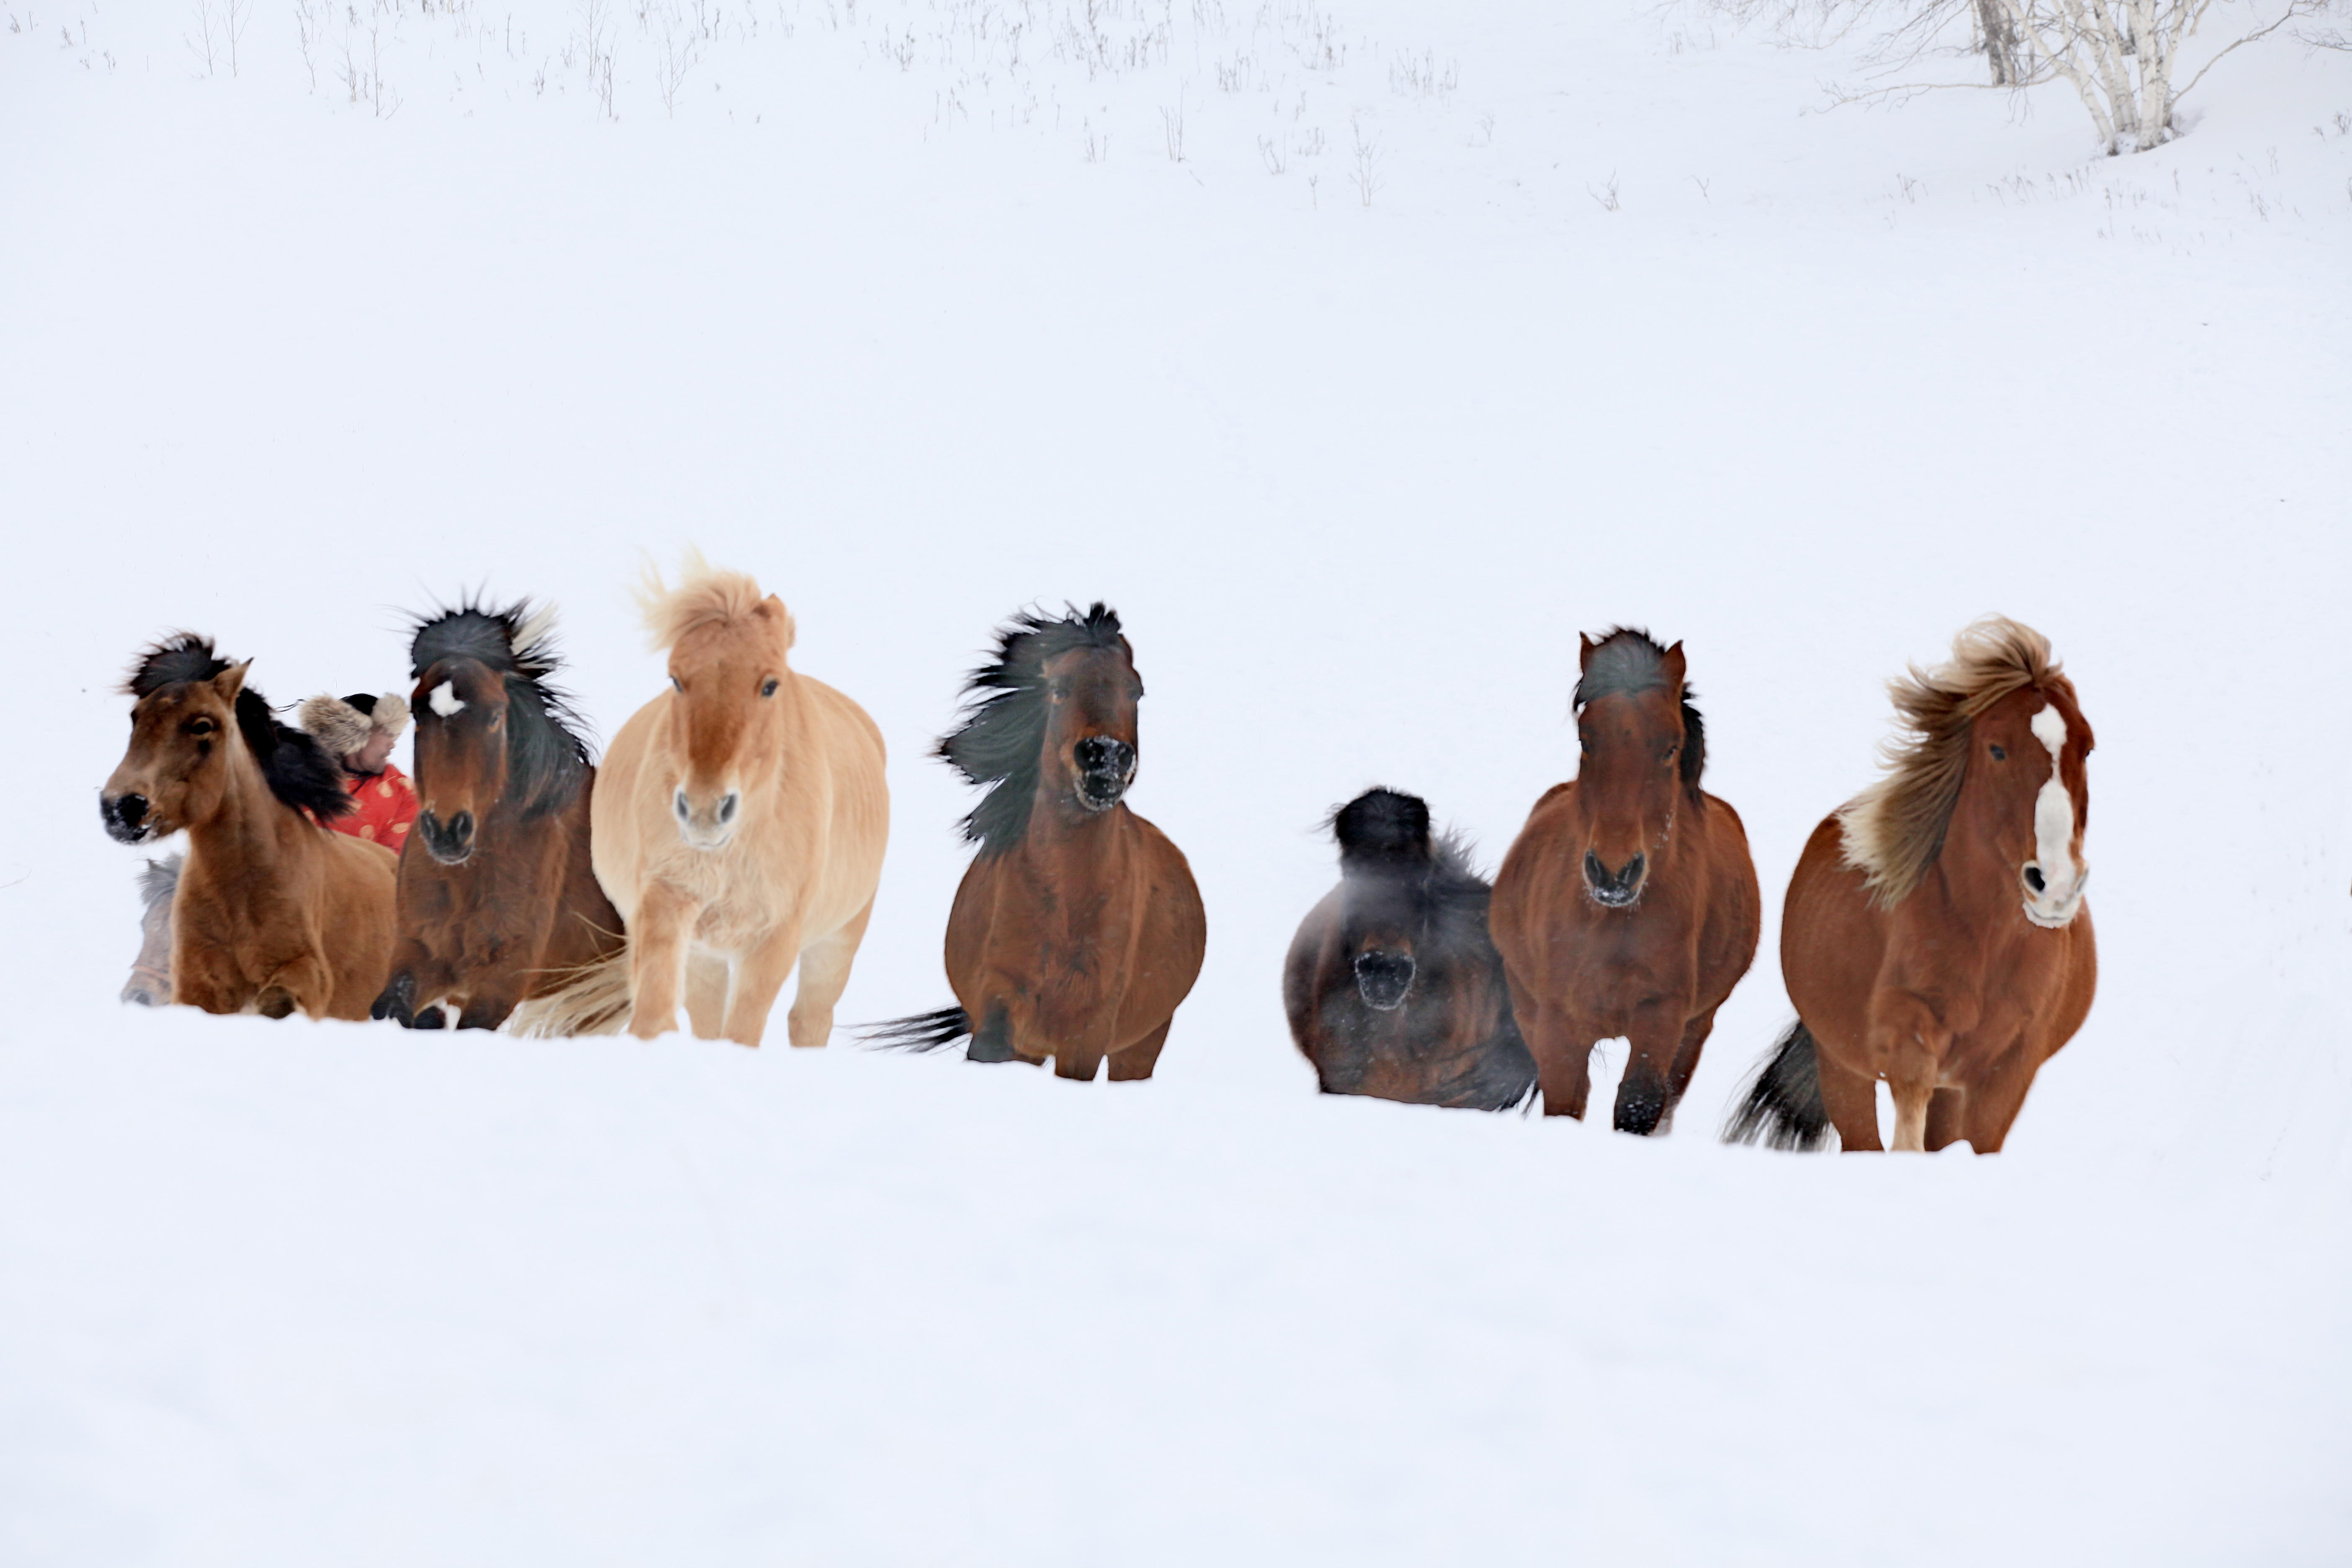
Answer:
[
  {"xmin": 1990, "ymin": 744, "xmax": 2007, "ymax": 761},
  {"xmin": 1662, "ymin": 743, "xmax": 1679, "ymax": 762},
  {"xmin": 761, "ymin": 678, "xmax": 779, "ymax": 698},
  {"xmin": 187, "ymin": 717, "xmax": 215, "ymax": 735},
  {"xmin": 671, "ymin": 676, "xmax": 684, "ymax": 694}
]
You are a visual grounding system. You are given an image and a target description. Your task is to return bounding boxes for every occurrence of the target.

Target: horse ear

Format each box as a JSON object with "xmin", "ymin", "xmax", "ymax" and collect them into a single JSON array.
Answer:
[
  {"xmin": 761, "ymin": 595, "xmax": 798, "ymax": 652},
  {"xmin": 1661, "ymin": 640, "xmax": 1688, "ymax": 690},
  {"xmin": 1577, "ymin": 632, "xmax": 1598, "ymax": 671},
  {"xmin": 211, "ymin": 661, "xmax": 251, "ymax": 704}
]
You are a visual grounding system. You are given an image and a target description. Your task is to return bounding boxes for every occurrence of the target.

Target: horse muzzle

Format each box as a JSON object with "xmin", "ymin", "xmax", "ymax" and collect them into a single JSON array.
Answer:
[
  {"xmin": 101, "ymin": 792, "xmax": 160, "ymax": 846},
  {"xmin": 1583, "ymin": 850, "xmax": 1647, "ymax": 909},
  {"xmin": 1353, "ymin": 949, "xmax": 1416, "ymax": 1011},
  {"xmin": 2020, "ymin": 860, "xmax": 2088, "ymax": 929},
  {"xmin": 673, "ymin": 786, "xmax": 740, "ymax": 850},
  {"xmin": 418, "ymin": 809, "xmax": 476, "ymax": 866},
  {"xmin": 1073, "ymin": 737, "xmax": 1135, "ymax": 812}
]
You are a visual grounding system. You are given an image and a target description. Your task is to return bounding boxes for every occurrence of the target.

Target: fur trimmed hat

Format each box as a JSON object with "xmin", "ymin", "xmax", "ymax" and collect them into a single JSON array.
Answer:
[{"xmin": 299, "ymin": 691, "xmax": 411, "ymax": 759}]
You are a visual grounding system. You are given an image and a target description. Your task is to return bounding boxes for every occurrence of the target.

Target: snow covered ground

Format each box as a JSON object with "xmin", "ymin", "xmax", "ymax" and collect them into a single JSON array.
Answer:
[{"xmin": 3, "ymin": 1, "xmax": 2348, "ymax": 1561}]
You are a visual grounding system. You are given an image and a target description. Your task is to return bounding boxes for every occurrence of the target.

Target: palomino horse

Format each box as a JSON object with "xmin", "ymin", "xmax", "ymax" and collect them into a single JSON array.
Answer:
[
  {"xmin": 368, "ymin": 601, "xmax": 627, "ymax": 1033},
  {"xmin": 121, "ymin": 854, "xmax": 182, "ymax": 1006},
  {"xmin": 1491, "ymin": 629, "xmax": 1760, "ymax": 1132},
  {"xmin": 100, "ymin": 635, "xmax": 396, "ymax": 1019},
  {"xmin": 1725, "ymin": 617, "xmax": 2095, "ymax": 1153},
  {"xmin": 870, "ymin": 604, "xmax": 1205, "ymax": 1081},
  {"xmin": 1284, "ymin": 788, "xmax": 1535, "ymax": 1110},
  {"xmin": 584, "ymin": 557, "xmax": 889, "ymax": 1047}
]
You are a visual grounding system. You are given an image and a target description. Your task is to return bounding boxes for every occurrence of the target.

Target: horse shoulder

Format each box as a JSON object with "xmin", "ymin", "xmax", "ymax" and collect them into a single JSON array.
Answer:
[{"xmin": 1780, "ymin": 811, "xmax": 1884, "ymax": 1052}]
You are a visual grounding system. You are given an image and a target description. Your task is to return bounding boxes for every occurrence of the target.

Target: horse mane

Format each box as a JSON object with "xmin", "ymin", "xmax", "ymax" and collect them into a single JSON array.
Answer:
[
  {"xmin": 937, "ymin": 603, "xmax": 1128, "ymax": 855},
  {"xmin": 1572, "ymin": 627, "xmax": 1707, "ymax": 800},
  {"xmin": 138, "ymin": 853, "xmax": 184, "ymax": 913},
  {"xmin": 121, "ymin": 633, "xmax": 353, "ymax": 820},
  {"xmin": 1837, "ymin": 615, "xmax": 2063, "ymax": 908},
  {"xmin": 410, "ymin": 598, "xmax": 594, "ymax": 815},
  {"xmin": 635, "ymin": 551, "xmax": 794, "ymax": 654},
  {"xmin": 1330, "ymin": 788, "xmax": 1491, "ymax": 906}
]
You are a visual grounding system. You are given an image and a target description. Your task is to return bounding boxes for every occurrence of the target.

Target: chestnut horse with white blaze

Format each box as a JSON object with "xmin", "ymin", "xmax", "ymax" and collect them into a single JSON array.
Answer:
[
  {"xmin": 1725, "ymin": 617, "xmax": 2095, "ymax": 1154},
  {"xmin": 867, "ymin": 604, "xmax": 1205, "ymax": 1082},
  {"xmin": 588, "ymin": 557, "xmax": 889, "ymax": 1047},
  {"xmin": 100, "ymin": 635, "xmax": 395, "ymax": 1019},
  {"xmin": 1491, "ymin": 630, "xmax": 1761, "ymax": 1132}
]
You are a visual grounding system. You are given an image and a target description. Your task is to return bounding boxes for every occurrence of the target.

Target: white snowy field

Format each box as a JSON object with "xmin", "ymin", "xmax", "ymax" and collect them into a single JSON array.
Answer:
[{"xmin": 4, "ymin": 0, "xmax": 2349, "ymax": 1561}]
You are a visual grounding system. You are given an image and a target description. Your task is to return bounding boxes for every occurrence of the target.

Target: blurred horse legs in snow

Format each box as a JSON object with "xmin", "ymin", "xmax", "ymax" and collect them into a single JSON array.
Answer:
[{"xmin": 121, "ymin": 854, "xmax": 182, "ymax": 1007}]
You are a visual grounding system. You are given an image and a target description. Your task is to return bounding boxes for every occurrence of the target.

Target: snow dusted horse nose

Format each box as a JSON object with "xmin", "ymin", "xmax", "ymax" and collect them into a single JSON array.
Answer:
[
  {"xmin": 1353, "ymin": 948, "xmax": 1416, "ymax": 1011},
  {"xmin": 418, "ymin": 809, "xmax": 475, "ymax": 865},
  {"xmin": 1073, "ymin": 735, "xmax": 1135, "ymax": 810},
  {"xmin": 1583, "ymin": 849, "xmax": 1646, "ymax": 908}
]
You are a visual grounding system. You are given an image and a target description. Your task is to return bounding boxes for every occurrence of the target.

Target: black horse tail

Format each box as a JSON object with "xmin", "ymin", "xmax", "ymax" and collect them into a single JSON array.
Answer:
[
  {"xmin": 860, "ymin": 1006, "xmax": 972, "ymax": 1053},
  {"xmin": 1721, "ymin": 1020, "xmax": 1834, "ymax": 1151}
]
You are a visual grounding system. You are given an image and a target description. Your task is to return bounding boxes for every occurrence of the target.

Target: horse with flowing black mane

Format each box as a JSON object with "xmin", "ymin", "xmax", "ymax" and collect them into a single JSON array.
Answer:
[
  {"xmin": 367, "ymin": 600, "xmax": 627, "ymax": 1033},
  {"xmin": 100, "ymin": 634, "xmax": 395, "ymax": 1019},
  {"xmin": 868, "ymin": 603, "xmax": 1205, "ymax": 1081},
  {"xmin": 1724, "ymin": 616, "xmax": 2096, "ymax": 1153},
  {"xmin": 567, "ymin": 554, "xmax": 889, "ymax": 1047},
  {"xmin": 1491, "ymin": 629, "xmax": 1761, "ymax": 1132},
  {"xmin": 1284, "ymin": 788, "xmax": 1534, "ymax": 1110}
]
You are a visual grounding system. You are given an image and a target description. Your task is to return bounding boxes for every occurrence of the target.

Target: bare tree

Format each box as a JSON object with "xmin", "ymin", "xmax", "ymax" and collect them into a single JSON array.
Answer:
[{"xmin": 1715, "ymin": 0, "xmax": 2329, "ymax": 154}]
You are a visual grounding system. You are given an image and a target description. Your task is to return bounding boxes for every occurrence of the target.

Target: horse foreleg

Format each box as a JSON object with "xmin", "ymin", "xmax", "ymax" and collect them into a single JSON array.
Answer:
[
  {"xmin": 1521, "ymin": 1003, "xmax": 1594, "ymax": 1119},
  {"xmin": 721, "ymin": 917, "xmax": 805, "ymax": 1048},
  {"xmin": 1616, "ymin": 1000, "xmax": 1697, "ymax": 1135},
  {"xmin": 626, "ymin": 883, "xmax": 698, "ymax": 1040},
  {"xmin": 1958, "ymin": 1045, "xmax": 2043, "ymax": 1154},
  {"xmin": 1106, "ymin": 1019, "xmax": 1171, "ymax": 1081},
  {"xmin": 1655, "ymin": 1005, "xmax": 1723, "ymax": 1135},
  {"xmin": 1925, "ymin": 1088, "xmax": 1968, "ymax": 1151},
  {"xmin": 259, "ymin": 952, "xmax": 337, "ymax": 1022},
  {"xmin": 683, "ymin": 952, "xmax": 730, "ymax": 1040},
  {"xmin": 1813, "ymin": 1044, "xmax": 1883, "ymax": 1152},
  {"xmin": 785, "ymin": 897, "xmax": 874, "ymax": 1050}
]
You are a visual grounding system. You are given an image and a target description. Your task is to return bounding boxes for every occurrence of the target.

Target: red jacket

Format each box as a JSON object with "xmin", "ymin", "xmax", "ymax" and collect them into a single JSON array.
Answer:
[{"xmin": 328, "ymin": 762, "xmax": 420, "ymax": 850}]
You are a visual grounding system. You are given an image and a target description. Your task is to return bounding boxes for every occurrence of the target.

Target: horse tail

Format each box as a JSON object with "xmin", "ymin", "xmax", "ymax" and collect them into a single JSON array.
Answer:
[
  {"xmin": 859, "ymin": 1006, "xmax": 972, "ymax": 1053},
  {"xmin": 1720, "ymin": 1020, "xmax": 1834, "ymax": 1151},
  {"xmin": 507, "ymin": 947, "xmax": 632, "ymax": 1038}
]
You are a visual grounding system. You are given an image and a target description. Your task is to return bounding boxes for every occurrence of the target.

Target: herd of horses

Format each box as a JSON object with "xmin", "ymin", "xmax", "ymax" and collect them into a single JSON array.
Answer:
[{"xmin": 98, "ymin": 559, "xmax": 2097, "ymax": 1154}]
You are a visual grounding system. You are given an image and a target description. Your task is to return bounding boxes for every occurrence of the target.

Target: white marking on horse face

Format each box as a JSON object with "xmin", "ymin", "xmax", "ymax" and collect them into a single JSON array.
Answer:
[
  {"xmin": 2022, "ymin": 703, "xmax": 2085, "ymax": 928},
  {"xmin": 428, "ymin": 681, "xmax": 466, "ymax": 718}
]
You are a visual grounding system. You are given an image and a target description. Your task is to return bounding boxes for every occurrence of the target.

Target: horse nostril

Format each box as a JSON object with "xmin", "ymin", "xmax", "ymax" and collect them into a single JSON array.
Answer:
[
  {"xmin": 118, "ymin": 794, "xmax": 148, "ymax": 825},
  {"xmin": 718, "ymin": 793, "xmax": 738, "ymax": 824},
  {"xmin": 675, "ymin": 789, "xmax": 691, "ymax": 820},
  {"xmin": 1624, "ymin": 853, "xmax": 1645, "ymax": 885},
  {"xmin": 2024, "ymin": 864, "xmax": 2046, "ymax": 894},
  {"xmin": 450, "ymin": 812, "xmax": 473, "ymax": 842}
]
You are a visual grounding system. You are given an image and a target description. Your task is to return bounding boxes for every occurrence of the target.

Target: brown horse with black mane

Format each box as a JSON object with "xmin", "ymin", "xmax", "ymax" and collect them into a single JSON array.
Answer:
[
  {"xmin": 100, "ymin": 635, "xmax": 395, "ymax": 1019},
  {"xmin": 1491, "ymin": 629, "xmax": 1761, "ymax": 1132},
  {"xmin": 1725, "ymin": 616, "xmax": 2095, "ymax": 1153},
  {"xmin": 1284, "ymin": 788, "xmax": 1534, "ymax": 1110},
  {"xmin": 869, "ymin": 604, "xmax": 1205, "ymax": 1081},
  {"xmin": 368, "ymin": 601, "xmax": 626, "ymax": 1033}
]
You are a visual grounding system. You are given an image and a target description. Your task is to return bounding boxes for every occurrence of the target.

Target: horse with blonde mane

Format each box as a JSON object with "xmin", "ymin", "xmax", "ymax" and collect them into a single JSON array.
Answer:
[
  {"xmin": 1724, "ymin": 616, "xmax": 2096, "ymax": 1154},
  {"xmin": 100, "ymin": 635, "xmax": 396, "ymax": 1019},
  {"xmin": 583, "ymin": 556, "xmax": 889, "ymax": 1047}
]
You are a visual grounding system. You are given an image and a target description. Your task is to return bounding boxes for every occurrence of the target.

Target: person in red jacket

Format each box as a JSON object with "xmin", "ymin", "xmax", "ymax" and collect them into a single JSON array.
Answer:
[{"xmin": 298, "ymin": 691, "xmax": 420, "ymax": 850}]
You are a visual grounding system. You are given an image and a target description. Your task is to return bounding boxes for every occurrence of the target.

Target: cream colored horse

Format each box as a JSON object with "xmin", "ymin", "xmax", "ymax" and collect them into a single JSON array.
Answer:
[{"xmin": 591, "ymin": 556, "xmax": 889, "ymax": 1047}]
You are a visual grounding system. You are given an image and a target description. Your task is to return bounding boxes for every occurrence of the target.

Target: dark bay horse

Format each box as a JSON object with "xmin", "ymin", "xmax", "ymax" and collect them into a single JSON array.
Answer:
[
  {"xmin": 870, "ymin": 604, "xmax": 1205, "ymax": 1081},
  {"xmin": 1491, "ymin": 629, "xmax": 1760, "ymax": 1132},
  {"xmin": 1725, "ymin": 616, "xmax": 2096, "ymax": 1153},
  {"xmin": 101, "ymin": 635, "xmax": 395, "ymax": 1019},
  {"xmin": 1283, "ymin": 788, "xmax": 1535, "ymax": 1110},
  {"xmin": 369, "ymin": 601, "xmax": 627, "ymax": 1033}
]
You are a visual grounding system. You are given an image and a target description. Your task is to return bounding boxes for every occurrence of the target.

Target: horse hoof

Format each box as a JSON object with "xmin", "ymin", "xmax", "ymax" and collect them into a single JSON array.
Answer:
[
  {"xmin": 965, "ymin": 1035, "xmax": 1016, "ymax": 1063},
  {"xmin": 255, "ymin": 989, "xmax": 296, "ymax": 1020},
  {"xmin": 413, "ymin": 1006, "xmax": 447, "ymax": 1030}
]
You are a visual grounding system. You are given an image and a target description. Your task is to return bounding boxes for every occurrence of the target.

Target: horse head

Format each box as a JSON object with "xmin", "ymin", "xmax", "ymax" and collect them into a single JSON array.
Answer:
[
  {"xmin": 411, "ymin": 657, "xmax": 508, "ymax": 864},
  {"xmin": 1571, "ymin": 630, "xmax": 1702, "ymax": 910},
  {"xmin": 660, "ymin": 590, "xmax": 796, "ymax": 851},
  {"xmin": 1037, "ymin": 637, "xmax": 1141, "ymax": 818},
  {"xmin": 1958, "ymin": 680, "xmax": 2093, "ymax": 928},
  {"xmin": 1333, "ymin": 788, "xmax": 1435, "ymax": 1012},
  {"xmin": 102, "ymin": 651, "xmax": 250, "ymax": 846}
]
